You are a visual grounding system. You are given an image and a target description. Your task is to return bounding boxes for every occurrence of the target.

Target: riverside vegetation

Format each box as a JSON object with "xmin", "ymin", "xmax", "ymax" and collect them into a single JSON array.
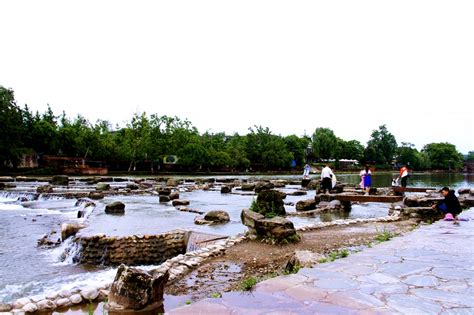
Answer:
[{"xmin": 1, "ymin": 86, "xmax": 470, "ymax": 174}]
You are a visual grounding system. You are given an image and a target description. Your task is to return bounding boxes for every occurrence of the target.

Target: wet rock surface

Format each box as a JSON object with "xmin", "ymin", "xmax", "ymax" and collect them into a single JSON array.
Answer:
[
  {"xmin": 203, "ymin": 210, "xmax": 230, "ymax": 224},
  {"xmin": 255, "ymin": 189, "xmax": 286, "ymax": 216},
  {"xmin": 51, "ymin": 175, "xmax": 69, "ymax": 186},
  {"xmin": 107, "ymin": 264, "xmax": 168, "ymax": 311},
  {"xmin": 105, "ymin": 201, "xmax": 125, "ymax": 215}
]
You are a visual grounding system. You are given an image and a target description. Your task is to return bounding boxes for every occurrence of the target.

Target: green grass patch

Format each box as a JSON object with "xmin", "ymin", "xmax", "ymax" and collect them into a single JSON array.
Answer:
[
  {"xmin": 374, "ymin": 227, "xmax": 397, "ymax": 243},
  {"xmin": 241, "ymin": 276, "xmax": 258, "ymax": 291},
  {"xmin": 319, "ymin": 249, "xmax": 350, "ymax": 263}
]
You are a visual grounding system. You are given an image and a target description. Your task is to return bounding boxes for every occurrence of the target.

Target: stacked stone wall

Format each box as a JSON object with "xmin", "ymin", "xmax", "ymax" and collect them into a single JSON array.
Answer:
[{"xmin": 75, "ymin": 230, "xmax": 188, "ymax": 266}]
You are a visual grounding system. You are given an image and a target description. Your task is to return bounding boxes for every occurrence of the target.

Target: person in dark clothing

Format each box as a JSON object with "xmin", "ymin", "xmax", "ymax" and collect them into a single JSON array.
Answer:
[{"xmin": 432, "ymin": 187, "xmax": 462, "ymax": 225}]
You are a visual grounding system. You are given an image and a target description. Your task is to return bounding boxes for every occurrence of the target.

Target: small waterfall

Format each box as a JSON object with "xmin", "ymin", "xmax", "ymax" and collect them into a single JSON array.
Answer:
[
  {"xmin": 0, "ymin": 191, "xmax": 39, "ymax": 202},
  {"xmin": 37, "ymin": 194, "xmax": 65, "ymax": 201},
  {"xmin": 82, "ymin": 205, "xmax": 95, "ymax": 219},
  {"xmin": 74, "ymin": 198, "xmax": 97, "ymax": 220},
  {"xmin": 99, "ymin": 246, "xmax": 109, "ymax": 265},
  {"xmin": 50, "ymin": 238, "xmax": 81, "ymax": 265}
]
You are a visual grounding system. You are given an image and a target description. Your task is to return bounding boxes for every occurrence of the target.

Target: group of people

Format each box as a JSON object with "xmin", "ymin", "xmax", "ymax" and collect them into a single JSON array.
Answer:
[
  {"xmin": 303, "ymin": 163, "xmax": 335, "ymax": 194},
  {"xmin": 302, "ymin": 163, "xmax": 463, "ymax": 225}
]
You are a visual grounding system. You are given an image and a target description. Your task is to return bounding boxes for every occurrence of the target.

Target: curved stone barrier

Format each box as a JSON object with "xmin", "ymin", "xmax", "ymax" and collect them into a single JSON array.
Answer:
[
  {"xmin": 6, "ymin": 234, "xmax": 247, "ymax": 314},
  {"xmin": 74, "ymin": 231, "xmax": 189, "ymax": 266},
  {"xmin": 4, "ymin": 213, "xmax": 402, "ymax": 314}
]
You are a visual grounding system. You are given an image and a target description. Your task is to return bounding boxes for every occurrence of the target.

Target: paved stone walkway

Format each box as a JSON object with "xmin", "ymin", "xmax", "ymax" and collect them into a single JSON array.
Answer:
[{"xmin": 167, "ymin": 209, "xmax": 474, "ymax": 314}]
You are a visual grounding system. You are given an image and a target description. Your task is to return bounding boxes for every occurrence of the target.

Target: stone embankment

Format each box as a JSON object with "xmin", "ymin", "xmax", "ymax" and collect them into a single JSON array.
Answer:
[
  {"xmin": 74, "ymin": 231, "xmax": 189, "ymax": 266},
  {"xmin": 4, "ymin": 235, "xmax": 246, "ymax": 314},
  {"xmin": 390, "ymin": 187, "xmax": 474, "ymax": 221},
  {"xmin": 2, "ymin": 212, "xmax": 405, "ymax": 314}
]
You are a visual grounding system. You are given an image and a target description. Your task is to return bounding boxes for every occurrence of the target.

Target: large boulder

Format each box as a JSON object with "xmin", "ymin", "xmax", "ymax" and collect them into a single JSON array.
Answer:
[
  {"xmin": 61, "ymin": 222, "xmax": 87, "ymax": 241},
  {"xmin": 169, "ymin": 191, "xmax": 180, "ymax": 200},
  {"xmin": 254, "ymin": 181, "xmax": 275, "ymax": 193},
  {"xmin": 399, "ymin": 207, "xmax": 444, "ymax": 221},
  {"xmin": 459, "ymin": 195, "xmax": 474, "ymax": 208},
  {"xmin": 166, "ymin": 178, "xmax": 179, "ymax": 187},
  {"xmin": 51, "ymin": 175, "xmax": 69, "ymax": 186},
  {"xmin": 241, "ymin": 209, "xmax": 265, "ymax": 234},
  {"xmin": 241, "ymin": 209, "xmax": 299, "ymax": 243},
  {"xmin": 255, "ymin": 189, "xmax": 286, "ymax": 216},
  {"xmin": 96, "ymin": 183, "xmax": 111, "ymax": 191},
  {"xmin": 270, "ymin": 180, "xmax": 287, "ymax": 188},
  {"xmin": 88, "ymin": 192, "xmax": 104, "ymax": 200},
  {"xmin": 241, "ymin": 183, "xmax": 256, "ymax": 191},
  {"xmin": 159, "ymin": 195, "xmax": 171, "ymax": 203},
  {"xmin": 220, "ymin": 186, "xmax": 232, "ymax": 194},
  {"xmin": 204, "ymin": 210, "xmax": 230, "ymax": 224},
  {"xmin": 107, "ymin": 264, "xmax": 168, "ymax": 312},
  {"xmin": 172, "ymin": 199, "xmax": 190, "ymax": 206},
  {"xmin": 285, "ymin": 250, "xmax": 325, "ymax": 272},
  {"xmin": 326, "ymin": 199, "xmax": 343, "ymax": 210},
  {"xmin": 105, "ymin": 201, "xmax": 125, "ymax": 215},
  {"xmin": 257, "ymin": 217, "xmax": 299, "ymax": 243},
  {"xmin": 295, "ymin": 199, "xmax": 317, "ymax": 211},
  {"xmin": 301, "ymin": 179, "xmax": 311, "ymax": 188},
  {"xmin": 306, "ymin": 180, "xmax": 321, "ymax": 190},
  {"xmin": 37, "ymin": 185, "xmax": 53, "ymax": 193},
  {"xmin": 404, "ymin": 195, "xmax": 443, "ymax": 207},
  {"xmin": 156, "ymin": 187, "xmax": 171, "ymax": 196}
]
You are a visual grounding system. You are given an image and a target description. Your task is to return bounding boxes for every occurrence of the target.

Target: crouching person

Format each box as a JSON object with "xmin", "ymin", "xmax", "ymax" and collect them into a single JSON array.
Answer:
[{"xmin": 432, "ymin": 186, "xmax": 462, "ymax": 225}]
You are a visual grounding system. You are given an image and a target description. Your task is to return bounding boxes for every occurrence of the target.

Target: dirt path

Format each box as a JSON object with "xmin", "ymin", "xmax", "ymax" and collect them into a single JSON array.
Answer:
[{"xmin": 165, "ymin": 220, "xmax": 417, "ymax": 301}]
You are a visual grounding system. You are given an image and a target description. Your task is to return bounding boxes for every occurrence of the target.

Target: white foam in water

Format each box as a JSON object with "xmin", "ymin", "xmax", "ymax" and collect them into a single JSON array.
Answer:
[
  {"xmin": 0, "ymin": 269, "xmax": 118, "ymax": 303},
  {"xmin": 47, "ymin": 238, "xmax": 79, "ymax": 265},
  {"xmin": 0, "ymin": 203, "xmax": 26, "ymax": 211},
  {"xmin": 38, "ymin": 195, "xmax": 66, "ymax": 201},
  {"xmin": 0, "ymin": 201, "xmax": 64, "ymax": 215},
  {"xmin": 0, "ymin": 262, "xmax": 162, "ymax": 303}
]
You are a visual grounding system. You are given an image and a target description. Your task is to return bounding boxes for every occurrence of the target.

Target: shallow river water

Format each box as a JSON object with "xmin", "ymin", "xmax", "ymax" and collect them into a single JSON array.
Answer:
[{"xmin": 0, "ymin": 172, "xmax": 472, "ymax": 306}]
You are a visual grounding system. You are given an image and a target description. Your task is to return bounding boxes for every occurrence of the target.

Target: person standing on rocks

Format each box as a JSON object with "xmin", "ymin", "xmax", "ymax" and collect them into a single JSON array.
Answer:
[
  {"xmin": 359, "ymin": 165, "xmax": 372, "ymax": 195},
  {"xmin": 432, "ymin": 186, "xmax": 462, "ymax": 225},
  {"xmin": 320, "ymin": 164, "xmax": 334, "ymax": 194},
  {"xmin": 398, "ymin": 165, "xmax": 409, "ymax": 187},
  {"xmin": 303, "ymin": 164, "xmax": 311, "ymax": 179}
]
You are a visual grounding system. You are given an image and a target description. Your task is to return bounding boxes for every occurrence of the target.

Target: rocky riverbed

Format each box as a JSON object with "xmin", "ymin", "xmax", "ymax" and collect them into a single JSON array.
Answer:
[{"xmin": 0, "ymin": 174, "xmax": 472, "ymax": 313}]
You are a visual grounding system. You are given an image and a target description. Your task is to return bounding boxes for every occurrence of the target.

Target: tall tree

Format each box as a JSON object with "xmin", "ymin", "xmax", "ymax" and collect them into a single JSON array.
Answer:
[
  {"xmin": 312, "ymin": 127, "xmax": 337, "ymax": 160},
  {"xmin": 422, "ymin": 142, "xmax": 464, "ymax": 170},
  {"xmin": 283, "ymin": 135, "xmax": 310, "ymax": 167},
  {"xmin": 339, "ymin": 139, "xmax": 364, "ymax": 161},
  {"xmin": 0, "ymin": 86, "xmax": 24, "ymax": 167},
  {"xmin": 246, "ymin": 126, "xmax": 292, "ymax": 170},
  {"xmin": 365, "ymin": 125, "xmax": 397, "ymax": 165},
  {"xmin": 396, "ymin": 142, "xmax": 424, "ymax": 170}
]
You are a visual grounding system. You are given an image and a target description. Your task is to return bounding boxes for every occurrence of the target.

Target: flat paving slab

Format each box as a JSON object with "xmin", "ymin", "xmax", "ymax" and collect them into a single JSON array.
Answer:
[{"xmin": 167, "ymin": 209, "xmax": 474, "ymax": 314}]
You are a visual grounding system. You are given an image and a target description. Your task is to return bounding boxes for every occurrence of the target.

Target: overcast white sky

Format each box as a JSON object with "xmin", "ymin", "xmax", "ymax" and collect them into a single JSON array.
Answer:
[{"xmin": 1, "ymin": 1, "xmax": 473, "ymax": 153}]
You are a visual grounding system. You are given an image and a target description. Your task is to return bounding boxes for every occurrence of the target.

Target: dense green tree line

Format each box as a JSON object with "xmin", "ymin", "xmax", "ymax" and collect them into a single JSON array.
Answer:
[{"xmin": 0, "ymin": 86, "xmax": 467, "ymax": 172}]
